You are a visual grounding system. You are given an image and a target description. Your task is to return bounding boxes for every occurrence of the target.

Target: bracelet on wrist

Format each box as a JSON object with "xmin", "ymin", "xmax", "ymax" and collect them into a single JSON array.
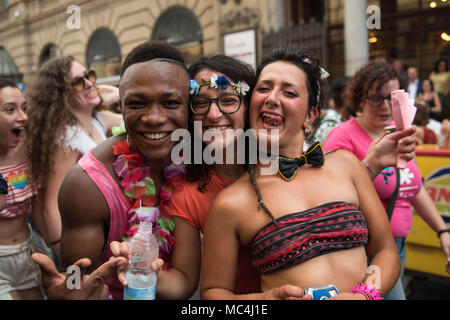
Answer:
[
  {"xmin": 437, "ymin": 229, "xmax": 450, "ymax": 238},
  {"xmin": 361, "ymin": 160, "xmax": 377, "ymax": 176},
  {"xmin": 349, "ymin": 283, "xmax": 383, "ymax": 300}
]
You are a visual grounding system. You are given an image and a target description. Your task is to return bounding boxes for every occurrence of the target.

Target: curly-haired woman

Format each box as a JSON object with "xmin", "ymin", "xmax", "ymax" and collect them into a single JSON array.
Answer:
[
  {"xmin": 324, "ymin": 60, "xmax": 450, "ymax": 299},
  {"xmin": 25, "ymin": 56, "xmax": 122, "ymax": 260}
]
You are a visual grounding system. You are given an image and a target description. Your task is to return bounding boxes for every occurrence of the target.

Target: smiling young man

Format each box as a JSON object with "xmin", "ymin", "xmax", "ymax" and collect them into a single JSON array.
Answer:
[{"xmin": 31, "ymin": 41, "xmax": 191, "ymax": 300}]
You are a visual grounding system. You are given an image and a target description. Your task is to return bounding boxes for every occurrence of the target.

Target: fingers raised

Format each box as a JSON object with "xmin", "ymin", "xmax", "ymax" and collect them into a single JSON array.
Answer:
[{"xmin": 86, "ymin": 256, "xmax": 128, "ymax": 289}]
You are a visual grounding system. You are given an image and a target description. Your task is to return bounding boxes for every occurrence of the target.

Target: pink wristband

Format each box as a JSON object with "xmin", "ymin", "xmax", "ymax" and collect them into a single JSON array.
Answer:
[{"xmin": 350, "ymin": 283, "xmax": 384, "ymax": 300}]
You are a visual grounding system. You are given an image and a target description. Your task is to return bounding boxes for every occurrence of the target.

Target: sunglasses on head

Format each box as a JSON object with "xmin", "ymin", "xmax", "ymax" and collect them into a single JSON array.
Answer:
[{"xmin": 71, "ymin": 70, "xmax": 97, "ymax": 91}]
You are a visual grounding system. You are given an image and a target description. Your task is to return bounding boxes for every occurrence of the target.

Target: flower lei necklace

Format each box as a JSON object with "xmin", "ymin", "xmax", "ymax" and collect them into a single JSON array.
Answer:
[{"xmin": 112, "ymin": 124, "xmax": 185, "ymax": 261}]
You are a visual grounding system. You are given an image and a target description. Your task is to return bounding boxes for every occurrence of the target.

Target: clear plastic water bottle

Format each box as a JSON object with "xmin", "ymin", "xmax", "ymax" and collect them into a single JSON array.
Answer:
[{"xmin": 123, "ymin": 221, "xmax": 159, "ymax": 300}]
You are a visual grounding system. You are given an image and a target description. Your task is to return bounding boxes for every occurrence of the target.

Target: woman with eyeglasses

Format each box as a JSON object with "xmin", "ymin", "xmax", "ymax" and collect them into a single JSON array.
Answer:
[
  {"xmin": 24, "ymin": 56, "xmax": 122, "ymax": 260},
  {"xmin": 324, "ymin": 60, "xmax": 450, "ymax": 300}
]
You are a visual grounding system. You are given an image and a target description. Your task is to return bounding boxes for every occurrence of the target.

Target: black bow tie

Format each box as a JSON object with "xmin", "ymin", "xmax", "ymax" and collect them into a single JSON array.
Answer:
[{"xmin": 277, "ymin": 141, "xmax": 324, "ymax": 181}]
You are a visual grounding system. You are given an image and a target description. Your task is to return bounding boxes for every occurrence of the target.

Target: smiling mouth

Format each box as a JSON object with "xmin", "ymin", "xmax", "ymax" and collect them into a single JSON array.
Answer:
[
  {"xmin": 203, "ymin": 125, "xmax": 232, "ymax": 131},
  {"xmin": 138, "ymin": 132, "xmax": 171, "ymax": 140},
  {"xmin": 86, "ymin": 91, "xmax": 98, "ymax": 98}
]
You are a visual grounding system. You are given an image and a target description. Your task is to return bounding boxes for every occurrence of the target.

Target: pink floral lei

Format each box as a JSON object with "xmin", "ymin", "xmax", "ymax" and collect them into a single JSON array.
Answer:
[{"xmin": 112, "ymin": 139, "xmax": 185, "ymax": 264}]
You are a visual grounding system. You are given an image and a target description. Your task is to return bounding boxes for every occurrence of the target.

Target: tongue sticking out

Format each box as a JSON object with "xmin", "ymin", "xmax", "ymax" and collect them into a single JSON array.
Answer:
[{"xmin": 263, "ymin": 115, "xmax": 283, "ymax": 127}]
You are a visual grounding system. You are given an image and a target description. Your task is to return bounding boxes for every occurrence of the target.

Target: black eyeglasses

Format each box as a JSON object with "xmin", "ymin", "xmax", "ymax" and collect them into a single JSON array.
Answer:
[
  {"xmin": 367, "ymin": 94, "xmax": 392, "ymax": 107},
  {"xmin": 71, "ymin": 70, "xmax": 97, "ymax": 91},
  {"xmin": 190, "ymin": 94, "xmax": 243, "ymax": 115}
]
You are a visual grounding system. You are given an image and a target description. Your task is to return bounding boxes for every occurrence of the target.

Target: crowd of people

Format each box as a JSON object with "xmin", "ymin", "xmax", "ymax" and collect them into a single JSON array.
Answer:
[{"xmin": 1, "ymin": 40, "xmax": 449, "ymax": 301}]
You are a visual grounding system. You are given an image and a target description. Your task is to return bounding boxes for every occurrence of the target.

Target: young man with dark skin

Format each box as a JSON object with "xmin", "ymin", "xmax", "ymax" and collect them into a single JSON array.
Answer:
[{"xmin": 31, "ymin": 41, "xmax": 191, "ymax": 300}]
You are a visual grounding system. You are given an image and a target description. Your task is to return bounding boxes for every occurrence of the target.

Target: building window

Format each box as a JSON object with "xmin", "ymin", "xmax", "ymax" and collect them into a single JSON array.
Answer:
[
  {"xmin": 1, "ymin": 0, "xmax": 10, "ymax": 9},
  {"xmin": 288, "ymin": 0, "xmax": 325, "ymax": 25},
  {"xmin": 152, "ymin": 6, "xmax": 203, "ymax": 65},
  {"xmin": 0, "ymin": 47, "xmax": 21, "ymax": 80},
  {"xmin": 86, "ymin": 28, "xmax": 121, "ymax": 84},
  {"xmin": 39, "ymin": 44, "xmax": 60, "ymax": 67}
]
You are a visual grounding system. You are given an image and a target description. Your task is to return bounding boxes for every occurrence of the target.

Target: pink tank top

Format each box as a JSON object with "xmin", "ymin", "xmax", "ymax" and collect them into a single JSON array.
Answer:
[
  {"xmin": 78, "ymin": 150, "xmax": 131, "ymax": 300},
  {"xmin": 0, "ymin": 162, "xmax": 37, "ymax": 219}
]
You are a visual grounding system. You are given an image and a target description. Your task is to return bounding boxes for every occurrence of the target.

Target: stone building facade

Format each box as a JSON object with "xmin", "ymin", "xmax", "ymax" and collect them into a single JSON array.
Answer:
[
  {"xmin": 0, "ymin": 0, "xmax": 285, "ymax": 87},
  {"xmin": 1, "ymin": 0, "xmax": 449, "ymax": 88}
]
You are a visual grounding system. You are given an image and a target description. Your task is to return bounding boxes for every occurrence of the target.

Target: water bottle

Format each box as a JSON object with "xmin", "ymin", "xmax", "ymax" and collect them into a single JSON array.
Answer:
[{"xmin": 123, "ymin": 221, "xmax": 159, "ymax": 300}]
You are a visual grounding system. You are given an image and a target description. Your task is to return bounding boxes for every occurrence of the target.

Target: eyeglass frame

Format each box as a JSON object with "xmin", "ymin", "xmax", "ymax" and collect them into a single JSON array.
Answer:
[
  {"xmin": 70, "ymin": 70, "xmax": 97, "ymax": 92},
  {"xmin": 190, "ymin": 93, "xmax": 243, "ymax": 115},
  {"xmin": 366, "ymin": 93, "xmax": 392, "ymax": 108}
]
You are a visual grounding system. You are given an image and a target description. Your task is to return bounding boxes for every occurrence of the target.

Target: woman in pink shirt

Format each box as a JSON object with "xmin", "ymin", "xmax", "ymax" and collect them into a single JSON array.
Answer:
[{"xmin": 324, "ymin": 61, "xmax": 450, "ymax": 300}]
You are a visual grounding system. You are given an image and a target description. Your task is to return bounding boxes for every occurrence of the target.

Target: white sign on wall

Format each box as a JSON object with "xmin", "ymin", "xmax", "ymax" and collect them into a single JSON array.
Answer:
[{"xmin": 224, "ymin": 29, "xmax": 257, "ymax": 70}]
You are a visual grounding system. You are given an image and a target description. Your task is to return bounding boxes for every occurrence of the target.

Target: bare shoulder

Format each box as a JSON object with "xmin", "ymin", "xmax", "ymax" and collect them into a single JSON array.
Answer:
[
  {"xmin": 209, "ymin": 172, "xmax": 253, "ymax": 220},
  {"xmin": 58, "ymin": 163, "xmax": 109, "ymax": 226},
  {"xmin": 324, "ymin": 149, "xmax": 361, "ymax": 171}
]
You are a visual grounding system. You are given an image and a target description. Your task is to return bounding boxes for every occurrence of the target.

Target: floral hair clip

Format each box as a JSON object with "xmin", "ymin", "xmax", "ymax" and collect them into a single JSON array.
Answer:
[
  {"xmin": 190, "ymin": 73, "xmax": 250, "ymax": 97},
  {"xmin": 302, "ymin": 58, "xmax": 330, "ymax": 106}
]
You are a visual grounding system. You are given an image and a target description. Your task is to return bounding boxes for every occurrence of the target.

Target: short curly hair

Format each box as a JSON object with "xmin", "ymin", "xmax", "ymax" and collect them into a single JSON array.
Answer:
[{"xmin": 347, "ymin": 61, "xmax": 398, "ymax": 112}]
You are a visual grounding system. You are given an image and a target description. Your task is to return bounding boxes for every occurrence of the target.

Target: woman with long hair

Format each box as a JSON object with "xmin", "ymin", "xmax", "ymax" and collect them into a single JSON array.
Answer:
[
  {"xmin": 200, "ymin": 48, "xmax": 401, "ymax": 300},
  {"xmin": 416, "ymin": 78, "xmax": 443, "ymax": 122},
  {"xmin": 0, "ymin": 78, "xmax": 47, "ymax": 299},
  {"xmin": 25, "ymin": 56, "xmax": 122, "ymax": 259}
]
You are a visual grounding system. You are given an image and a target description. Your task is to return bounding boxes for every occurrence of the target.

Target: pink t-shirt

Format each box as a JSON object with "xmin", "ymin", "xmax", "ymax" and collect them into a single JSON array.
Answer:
[{"xmin": 323, "ymin": 118, "xmax": 422, "ymax": 238}]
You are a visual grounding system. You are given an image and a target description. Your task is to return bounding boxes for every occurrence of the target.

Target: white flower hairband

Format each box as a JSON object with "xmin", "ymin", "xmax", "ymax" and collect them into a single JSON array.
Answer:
[
  {"xmin": 190, "ymin": 73, "xmax": 250, "ymax": 97},
  {"xmin": 302, "ymin": 57, "xmax": 330, "ymax": 106}
]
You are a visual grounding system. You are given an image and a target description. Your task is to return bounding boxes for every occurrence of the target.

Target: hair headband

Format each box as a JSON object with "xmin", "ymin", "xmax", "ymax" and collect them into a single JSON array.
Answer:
[
  {"xmin": 302, "ymin": 58, "xmax": 330, "ymax": 106},
  {"xmin": 190, "ymin": 73, "xmax": 250, "ymax": 97}
]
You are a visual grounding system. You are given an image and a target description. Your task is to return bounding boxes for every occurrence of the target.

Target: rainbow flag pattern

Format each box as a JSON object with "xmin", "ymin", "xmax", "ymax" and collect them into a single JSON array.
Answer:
[{"xmin": 7, "ymin": 170, "xmax": 29, "ymax": 189}]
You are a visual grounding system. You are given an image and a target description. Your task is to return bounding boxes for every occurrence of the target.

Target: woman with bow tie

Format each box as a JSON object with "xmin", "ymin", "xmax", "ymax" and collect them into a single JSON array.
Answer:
[{"xmin": 200, "ymin": 48, "xmax": 402, "ymax": 300}]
